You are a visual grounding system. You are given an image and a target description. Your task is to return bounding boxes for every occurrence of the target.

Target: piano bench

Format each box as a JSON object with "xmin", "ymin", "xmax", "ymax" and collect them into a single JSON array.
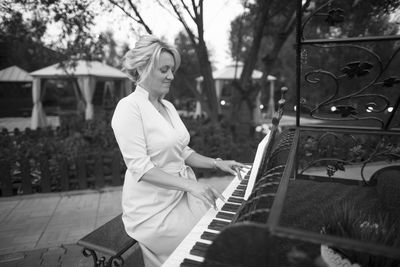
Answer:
[{"xmin": 77, "ymin": 214, "xmax": 144, "ymax": 267}]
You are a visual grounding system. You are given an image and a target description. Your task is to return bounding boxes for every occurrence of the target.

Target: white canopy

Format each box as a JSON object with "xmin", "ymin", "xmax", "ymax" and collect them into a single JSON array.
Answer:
[
  {"xmin": 195, "ymin": 63, "xmax": 272, "ymax": 82},
  {"xmin": 30, "ymin": 60, "xmax": 128, "ymax": 79},
  {"xmin": 0, "ymin": 65, "xmax": 33, "ymax": 82},
  {"xmin": 194, "ymin": 63, "xmax": 277, "ymax": 120},
  {"xmin": 29, "ymin": 60, "xmax": 131, "ymax": 129}
]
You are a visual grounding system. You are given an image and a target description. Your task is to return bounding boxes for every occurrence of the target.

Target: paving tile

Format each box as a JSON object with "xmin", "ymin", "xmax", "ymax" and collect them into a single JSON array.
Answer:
[
  {"xmin": 19, "ymin": 248, "xmax": 46, "ymax": 263},
  {"xmin": 2, "ymin": 197, "xmax": 60, "ymax": 225},
  {"xmin": 0, "ymin": 252, "xmax": 24, "ymax": 264},
  {"xmin": 0, "ymin": 200, "xmax": 20, "ymax": 223},
  {"xmin": 0, "ymin": 243, "xmax": 37, "ymax": 256}
]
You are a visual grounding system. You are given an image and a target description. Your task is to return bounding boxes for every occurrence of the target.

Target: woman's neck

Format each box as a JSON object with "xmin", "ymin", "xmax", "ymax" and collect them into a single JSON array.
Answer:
[{"xmin": 139, "ymin": 83, "xmax": 162, "ymax": 103}]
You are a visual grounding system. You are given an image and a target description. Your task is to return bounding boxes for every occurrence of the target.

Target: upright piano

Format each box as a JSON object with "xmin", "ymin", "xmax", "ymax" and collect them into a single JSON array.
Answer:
[{"xmin": 163, "ymin": 118, "xmax": 296, "ymax": 267}]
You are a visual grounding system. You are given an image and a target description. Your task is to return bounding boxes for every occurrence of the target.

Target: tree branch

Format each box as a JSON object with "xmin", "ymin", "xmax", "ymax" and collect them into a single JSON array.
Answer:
[
  {"xmin": 179, "ymin": 0, "xmax": 196, "ymax": 22},
  {"xmin": 168, "ymin": 0, "xmax": 198, "ymax": 45},
  {"xmin": 154, "ymin": 0, "xmax": 181, "ymax": 21},
  {"xmin": 124, "ymin": 0, "xmax": 153, "ymax": 34}
]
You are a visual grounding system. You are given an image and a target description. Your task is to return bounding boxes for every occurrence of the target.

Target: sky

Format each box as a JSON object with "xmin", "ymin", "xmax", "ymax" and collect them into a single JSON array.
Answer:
[{"xmin": 90, "ymin": 0, "xmax": 244, "ymax": 69}]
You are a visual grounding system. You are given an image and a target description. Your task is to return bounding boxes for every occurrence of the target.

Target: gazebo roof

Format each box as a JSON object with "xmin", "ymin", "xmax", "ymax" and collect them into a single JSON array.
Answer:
[
  {"xmin": 196, "ymin": 63, "xmax": 275, "ymax": 81},
  {"xmin": 213, "ymin": 63, "xmax": 263, "ymax": 80},
  {"xmin": 0, "ymin": 65, "xmax": 33, "ymax": 82},
  {"xmin": 30, "ymin": 60, "xmax": 129, "ymax": 79}
]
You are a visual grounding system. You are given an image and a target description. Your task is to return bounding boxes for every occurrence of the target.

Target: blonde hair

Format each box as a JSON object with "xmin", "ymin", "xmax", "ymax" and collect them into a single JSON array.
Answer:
[{"xmin": 122, "ymin": 35, "xmax": 181, "ymax": 85}]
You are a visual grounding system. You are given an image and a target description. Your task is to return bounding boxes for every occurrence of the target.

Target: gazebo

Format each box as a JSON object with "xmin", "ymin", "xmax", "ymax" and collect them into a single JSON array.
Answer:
[
  {"xmin": 195, "ymin": 63, "xmax": 276, "ymax": 120},
  {"xmin": 0, "ymin": 66, "xmax": 33, "ymax": 117},
  {"xmin": 0, "ymin": 65, "xmax": 33, "ymax": 83},
  {"xmin": 30, "ymin": 60, "xmax": 131, "ymax": 129}
]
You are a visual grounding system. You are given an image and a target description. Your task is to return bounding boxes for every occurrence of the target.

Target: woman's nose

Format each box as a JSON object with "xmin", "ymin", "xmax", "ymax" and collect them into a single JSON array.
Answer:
[{"xmin": 167, "ymin": 70, "xmax": 174, "ymax": 80}]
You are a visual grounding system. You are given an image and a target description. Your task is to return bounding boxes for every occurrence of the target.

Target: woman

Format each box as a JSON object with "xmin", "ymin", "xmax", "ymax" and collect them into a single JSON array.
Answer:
[{"xmin": 111, "ymin": 35, "xmax": 245, "ymax": 267}]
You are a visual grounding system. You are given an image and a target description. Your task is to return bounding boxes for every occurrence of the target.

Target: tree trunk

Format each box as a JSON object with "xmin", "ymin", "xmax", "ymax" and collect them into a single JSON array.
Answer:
[{"xmin": 196, "ymin": 40, "xmax": 219, "ymax": 124}]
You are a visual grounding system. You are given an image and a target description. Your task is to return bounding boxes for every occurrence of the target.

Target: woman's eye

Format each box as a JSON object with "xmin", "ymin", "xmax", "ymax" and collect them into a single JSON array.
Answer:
[{"xmin": 160, "ymin": 67, "xmax": 168, "ymax": 73}]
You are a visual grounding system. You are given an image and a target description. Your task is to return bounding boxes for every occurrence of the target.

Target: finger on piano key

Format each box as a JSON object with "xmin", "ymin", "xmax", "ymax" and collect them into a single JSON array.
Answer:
[{"xmin": 235, "ymin": 167, "xmax": 243, "ymax": 181}]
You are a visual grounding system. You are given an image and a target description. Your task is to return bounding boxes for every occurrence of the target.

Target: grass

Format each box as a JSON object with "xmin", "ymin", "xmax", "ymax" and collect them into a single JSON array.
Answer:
[{"xmin": 271, "ymin": 179, "xmax": 400, "ymax": 266}]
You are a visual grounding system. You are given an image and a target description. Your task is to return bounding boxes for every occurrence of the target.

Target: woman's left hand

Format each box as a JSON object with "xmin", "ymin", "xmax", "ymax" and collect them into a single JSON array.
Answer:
[{"xmin": 215, "ymin": 160, "xmax": 248, "ymax": 176}]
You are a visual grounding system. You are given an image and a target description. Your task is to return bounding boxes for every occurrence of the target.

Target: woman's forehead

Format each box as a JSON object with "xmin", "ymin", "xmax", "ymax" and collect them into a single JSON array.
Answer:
[{"xmin": 158, "ymin": 51, "xmax": 175, "ymax": 67}]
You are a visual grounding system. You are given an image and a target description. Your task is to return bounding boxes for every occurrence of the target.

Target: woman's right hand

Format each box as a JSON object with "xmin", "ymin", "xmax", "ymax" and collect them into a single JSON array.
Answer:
[{"xmin": 186, "ymin": 181, "xmax": 225, "ymax": 209}]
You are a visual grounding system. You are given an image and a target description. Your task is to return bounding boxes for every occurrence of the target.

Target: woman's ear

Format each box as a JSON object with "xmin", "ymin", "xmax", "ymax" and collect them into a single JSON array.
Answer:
[{"xmin": 137, "ymin": 67, "xmax": 144, "ymax": 75}]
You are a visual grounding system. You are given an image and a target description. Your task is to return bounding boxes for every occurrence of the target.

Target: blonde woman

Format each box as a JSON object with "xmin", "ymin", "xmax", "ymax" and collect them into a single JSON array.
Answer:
[{"xmin": 111, "ymin": 35, "xmax": 245, "ymax": 266}]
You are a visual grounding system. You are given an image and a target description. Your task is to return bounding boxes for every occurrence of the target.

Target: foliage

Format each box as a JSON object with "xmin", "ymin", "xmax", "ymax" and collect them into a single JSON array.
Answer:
[
  {"xmin": 105, "ymin": 0, "xmax": 220, "ymax": 123},
  {"xmin": 0, "ymin": 7, "xmax": 61, "ymax": 71},
  {"xmin": 321, "ymin": 201, "xmax": 400, "ymax": 267},
  {"xmin": 169, "ymin": 31, "xmax": 200, "ymax": 101},
  {"xmin": 0, "ymin": 114, "xmax": 262, "ymax": 193},
  {"xmin": 0, "ymin": 0, "xmax": 121, "ymax": 70},
  {"xmin": 183, "ymin": 116, "xmax": 262, "ymax": 177}
]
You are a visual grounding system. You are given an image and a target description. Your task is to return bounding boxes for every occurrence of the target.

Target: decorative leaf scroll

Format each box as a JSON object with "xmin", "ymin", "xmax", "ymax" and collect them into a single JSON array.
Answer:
[
  {"xmin": 340, "ymin": 61, "xmax": 373, "ymax": 79},
  {"xmin": 332, "ymin": 105, "xmax": 358, "ymax": 117},
  {"xmin": 299, "ymin": 132, "xmax": 400, "ymax": 185},
  {"xmin": 325, "ymin": 8, "xmax": 345, "ymax": 26},
  {"xmin": 326, "ymin": 161, "xmax": 345, "ymax": 177},
  {"xmin": 382, "ymin": 77, "xmax": 400, "ymax": 87}
]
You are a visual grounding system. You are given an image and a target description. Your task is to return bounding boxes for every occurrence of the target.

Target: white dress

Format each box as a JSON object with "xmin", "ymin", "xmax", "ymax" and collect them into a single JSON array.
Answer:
[{"xmin": 111, "ymin": 86, "xmax": 208, "ymax": 266}]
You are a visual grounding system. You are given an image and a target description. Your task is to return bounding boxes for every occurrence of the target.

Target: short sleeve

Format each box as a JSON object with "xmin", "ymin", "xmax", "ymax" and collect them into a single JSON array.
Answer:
[
  {"xmin": 182, "ymin": 145, "xmax": 195, "ymax": 160},
  {"xmin": 111, "ymin": 99, "xmax": 155, "ymax": 182}
]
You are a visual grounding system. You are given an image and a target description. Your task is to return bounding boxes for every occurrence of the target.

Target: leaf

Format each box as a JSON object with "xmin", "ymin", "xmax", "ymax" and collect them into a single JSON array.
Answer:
[
  {"xmin": 382, "ymin": 77, "xmax": 400, "ymax": 87},
  {"xmin": 325, "ymin": 8, "xmax": 345, "ymax": 26},
  {"xmin": 340, "ymin": 61, "xmax": 373, "ymax": 79}
]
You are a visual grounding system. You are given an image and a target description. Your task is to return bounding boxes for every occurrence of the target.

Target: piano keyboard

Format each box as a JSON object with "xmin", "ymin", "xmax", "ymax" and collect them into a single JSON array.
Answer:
[
  {"xmin": 162, "ymin": 167, "xmax": 252, "ymax": 267},
  {"xmin": 162, "ymin": 130, "xmax": 273, "ymax": 267}
]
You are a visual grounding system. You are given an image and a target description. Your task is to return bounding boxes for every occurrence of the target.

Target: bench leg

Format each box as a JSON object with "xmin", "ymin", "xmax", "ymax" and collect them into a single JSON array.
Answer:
[
  {"xmin": 82, "ymin": 248, "xmax": 107, "ymax": 267},
  {"xmin": 82, "ymin": 247, "xmax": 125, "ymax": 267}
]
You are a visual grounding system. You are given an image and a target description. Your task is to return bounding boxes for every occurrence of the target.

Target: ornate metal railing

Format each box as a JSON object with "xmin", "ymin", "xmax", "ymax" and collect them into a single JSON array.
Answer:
[{"xmin": 267, "ymin": 0, "xmax": 400, "ymax": 263}]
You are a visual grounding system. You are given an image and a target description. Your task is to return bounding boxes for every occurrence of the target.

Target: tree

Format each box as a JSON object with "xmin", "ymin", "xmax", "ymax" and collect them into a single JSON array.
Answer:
[
  {"xmin": 226, "ymin": 0, "xmax": 303, "ymax": 136},
  {"xmin": 0, "ymin": 8, "xmax": 61, "ymax": 71},
  {"xmin": 228, "ymin": 0, "xmax": 399, "ymax": 134},
  {"xmin": 106, "ymin": 0, "xmax": 220, "ymax": 123},
  {"xmin": 169, "ymin": 31, "xmax": 199, "ymax": 100}
]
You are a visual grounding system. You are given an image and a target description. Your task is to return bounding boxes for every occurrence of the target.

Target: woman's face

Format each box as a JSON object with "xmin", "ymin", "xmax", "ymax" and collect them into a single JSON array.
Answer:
[{"xmin": 141, "ymin": 51, "xmax": 175, "ymax": 97}]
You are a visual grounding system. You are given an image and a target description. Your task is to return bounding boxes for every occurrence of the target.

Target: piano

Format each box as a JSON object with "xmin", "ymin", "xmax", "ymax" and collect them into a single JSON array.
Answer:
[{"xmin": 162, "ymin": 124, "xmax": 296, "ymax": 267}]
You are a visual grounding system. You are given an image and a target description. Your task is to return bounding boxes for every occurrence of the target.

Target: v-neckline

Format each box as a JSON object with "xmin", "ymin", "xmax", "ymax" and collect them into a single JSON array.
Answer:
[{"xmin": 154, "ymin": 100, "xmax": 175, "ymax": 129}]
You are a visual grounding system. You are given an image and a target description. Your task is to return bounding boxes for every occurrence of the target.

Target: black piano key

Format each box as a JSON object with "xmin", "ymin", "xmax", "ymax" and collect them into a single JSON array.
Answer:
[
  {"xmin": 216, "ymin": 211, "xmax": 235, "ymax": 220},
  {"xmin": 240, "ymin": 179, "xmax": 249, "ymax": 185},
  {"xmin": 209, "ymin": 219, "xmax": 229, "ymax": 227},
  {"xmin": 201, "ymin": 231, "xmax": 218, "ymax": 241},
  {"xmin": 237, "ymin": 184, "xmax": 247, "ymax": 190},
  {"xmin": 221, "ymin": 203, "xmax": 241, "ymax": 212},
  {"xmin": 193, "ymin": 241, "xmax": 209, "ymax": 249},
  {"xmin": 190, "ymin": 242, "xmax": 209, "ymax": 258},
  {"xmin": 190, "ymin": 248, "xmax": 206, "ymax": 258},
  {"xmin": 181, "ymin": 258, "xmax": 203, "ymax": 267},
  {"xmin": 208, "ymin": 224, "xmax": 224, "ymax": 231},
  {"xmin": 227, "ymin": 197, "xmax": 244, "ymax": 204},
  {"xmin": 232, "ymin": 189, "xmax": 245, "ymax": 197},
  {"xmin": 208, "ymin": 220, "xmax": 229, "ymax": 231}
]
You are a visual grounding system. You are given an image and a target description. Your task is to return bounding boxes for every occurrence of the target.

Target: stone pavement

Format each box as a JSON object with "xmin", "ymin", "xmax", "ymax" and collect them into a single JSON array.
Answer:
[{"xmin": 0, "ymin": 176, "xmax": 233, "ymax": 266}]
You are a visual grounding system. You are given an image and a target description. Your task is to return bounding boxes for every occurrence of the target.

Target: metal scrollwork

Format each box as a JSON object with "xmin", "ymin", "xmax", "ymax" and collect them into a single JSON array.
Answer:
[
  {"xmin": 298, "ymin": 132, "xmax": 400, "ymax": 185},
  {"xmin": 108, "ymin": 255, "xmax": 124, "ymax": 267},
  {"xmin": 299, "ymin": 0, "xmax": 400, "ymax": 130}
]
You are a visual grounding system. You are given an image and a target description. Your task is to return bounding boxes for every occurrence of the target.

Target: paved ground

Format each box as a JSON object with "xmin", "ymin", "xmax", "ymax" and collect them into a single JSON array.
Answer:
[{"xmin": 0, "ymin": 176, "xmax": 233, "ymax": 267}]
